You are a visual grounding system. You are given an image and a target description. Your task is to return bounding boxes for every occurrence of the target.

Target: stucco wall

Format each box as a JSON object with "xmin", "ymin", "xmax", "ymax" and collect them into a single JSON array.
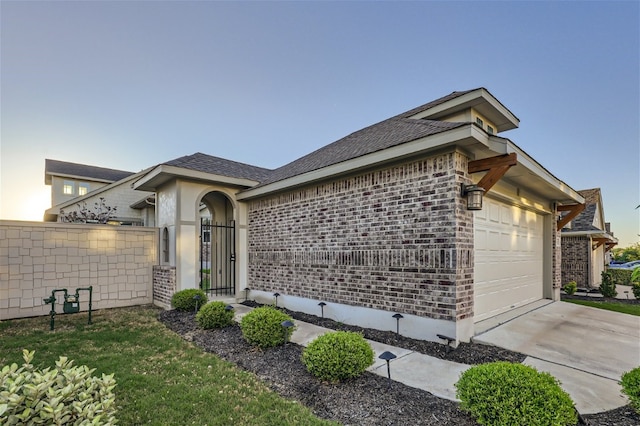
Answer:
[
  {"xmin": 247, "ymin": 151, "xmax": 474, "ymax": 325},
  {"xmin": 0, "ymin": 221, "xmax": 158, "ymax": 320}
]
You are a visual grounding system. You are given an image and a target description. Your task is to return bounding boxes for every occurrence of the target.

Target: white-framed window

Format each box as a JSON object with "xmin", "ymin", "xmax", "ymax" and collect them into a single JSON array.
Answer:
[
  {"xmin": 476, "ymin": 117, "xmax": 484, "ymax": 127},
  {"xmin": 487, "ymin": 125, "xmax": 494, "ymax": 135},
  {"xmin": 63, "ymin": 181, "xmax": 75, "ymax": 195},
  {"xmin": 78, "ymin": 183, "xmax": 90, "ymax": 196}
]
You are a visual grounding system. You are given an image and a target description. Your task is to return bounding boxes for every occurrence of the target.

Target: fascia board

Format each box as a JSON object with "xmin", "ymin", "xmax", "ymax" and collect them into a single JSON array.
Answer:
[
  {"xmin": 562, "ymin": 230, "xmax": 618, "ymax": 241},
  {"xmin": 409, "ymin": 88, "xmax": 520, "ymax": 131},
  {"xmin": 132, "ymin": 164, "xmax": 260, "ymax": 192},
  {"xmin": 489, "ymin": 137, "xmax": 584, "ymax": 205},
  {"xmin": 47, "ymin": 172, "xmax": 114, "ymax": 185},
  {"xmin": 238, "ymin": 125, "xmax": 480, "ymax": 200}
]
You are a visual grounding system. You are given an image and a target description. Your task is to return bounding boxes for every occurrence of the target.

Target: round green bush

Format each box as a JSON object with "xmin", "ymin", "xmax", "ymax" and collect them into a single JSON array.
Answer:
[
  {"xmin": 240, "ymin": 306, "xmax": 294, "ymax": 349},
  {"xmin": 171, "ymin": 289, "xmax": 208, "ymax": 312},
  {"xmin": 302, "ymin": 331, "xmax": 374, "ymax": 382},
  {"xmin": 621, "ymin": 366, "xmax": 640, "ymax": 414},
  {"xmin": 455, "ymin": 361, "xmax": 577, "ymax": 426},
  {"xmin": 563, "ymin": 281, "xmax": 577, "ymax": 295},
  {"xmin": 196, "ymin": 301, "xmax": 235, "ymax": 329}
]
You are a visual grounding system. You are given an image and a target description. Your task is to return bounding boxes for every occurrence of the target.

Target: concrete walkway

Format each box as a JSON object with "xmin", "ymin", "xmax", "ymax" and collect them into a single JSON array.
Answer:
[{"xmin": 232, "ymin": 302, "xmax": 636, "ymax": 415}]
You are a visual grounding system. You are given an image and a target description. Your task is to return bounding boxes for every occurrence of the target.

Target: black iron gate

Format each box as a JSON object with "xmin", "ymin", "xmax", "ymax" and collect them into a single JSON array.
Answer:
[{"xmin": 200, "ymin": 218, "xmax": 235, "ymax": 296}]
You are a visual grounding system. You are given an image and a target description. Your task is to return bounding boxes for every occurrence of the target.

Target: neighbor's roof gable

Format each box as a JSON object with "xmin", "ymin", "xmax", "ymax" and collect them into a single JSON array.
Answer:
[
  {"xmin": 45, "ymin": 159, "xmax": 134, "ymax": 185},
  {"xmin": 566, "ymin": 188, "xmax": 606, "ymax": 232}
]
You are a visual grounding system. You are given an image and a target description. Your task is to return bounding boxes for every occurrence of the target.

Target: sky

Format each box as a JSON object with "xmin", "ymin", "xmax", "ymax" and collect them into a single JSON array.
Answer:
[{"xmin": 1, "ymin": 1, "xmax": 638, "ymax": 247}]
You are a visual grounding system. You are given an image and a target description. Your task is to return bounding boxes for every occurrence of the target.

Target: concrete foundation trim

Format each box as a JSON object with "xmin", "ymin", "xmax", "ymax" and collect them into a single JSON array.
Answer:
[{"xmin": 248, "ymin": 290, "xmax": 468, "ymax": 344}]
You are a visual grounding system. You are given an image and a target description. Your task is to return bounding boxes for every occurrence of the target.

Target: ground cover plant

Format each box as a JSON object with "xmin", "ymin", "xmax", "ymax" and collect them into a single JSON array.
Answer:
[
  {"xmin": 0, "ymin": 349, "xmax": 117, "ymax": 425},
  {"xmin": 0, "ymin": 306, "xmax": 335, "ymax": 426}
]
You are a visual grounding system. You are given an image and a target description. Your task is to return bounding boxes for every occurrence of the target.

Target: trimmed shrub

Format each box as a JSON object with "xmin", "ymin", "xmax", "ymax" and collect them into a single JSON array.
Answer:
[
  {"xmin": 455, "ymin": 361, "xmax": 577, "ymax": 426},
  {"xmin": 599, "ymin": 271, "xmax": 617, "ymax": 298},
  {"xmin": 240, "ymin": 306, "xmax": 294, "ymax": 349},
  {"xmin": 563, "ymin": 281, "xmax": 577, "ymax": 295},
  {"xmin": 196, "ymin": 301, "xmax": 234, "ymax": 329},
  {"xmin": 302, "ymin": 331, "xmax": 374, "ymax": 382},
  {"xmin": 0, "ymin": 349, "xmax": 117, "ymax": 425},
  {"xmin": 171, "ymin": 289, "xmax": 208, "ymax": 312},
  {"xmin": 621, "ymin": 367, "xmax": 640, "ymax": 414}
]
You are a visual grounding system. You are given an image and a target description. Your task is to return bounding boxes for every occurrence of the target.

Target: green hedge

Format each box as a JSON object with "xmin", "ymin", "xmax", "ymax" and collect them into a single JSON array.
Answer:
[
  {"xmin": 608, "ymin": 268, "xmax": 633, "ymax": 286},
  {"xmin": 455, "ymin": 361, "xmax": 577, "ymax": 426}
]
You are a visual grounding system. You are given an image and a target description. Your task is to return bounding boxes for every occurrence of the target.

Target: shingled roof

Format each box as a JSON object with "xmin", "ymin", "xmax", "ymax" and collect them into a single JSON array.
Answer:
[
  {"xmin": 164, "ymin": 152, "xmax": 273, "ymax": 182},
  {"xmin": 257, "ymin": 113, "xmax": 467, "ymax": 187},
  {"xmin": 45, "ymin": 159, "xmax": 134, "ymax": 184}
]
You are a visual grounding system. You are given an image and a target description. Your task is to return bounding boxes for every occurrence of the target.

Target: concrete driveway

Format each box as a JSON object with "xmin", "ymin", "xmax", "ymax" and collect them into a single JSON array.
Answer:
[{"xmin": 474, "ymin": 301, "xmax": 640, "ymax": 414}]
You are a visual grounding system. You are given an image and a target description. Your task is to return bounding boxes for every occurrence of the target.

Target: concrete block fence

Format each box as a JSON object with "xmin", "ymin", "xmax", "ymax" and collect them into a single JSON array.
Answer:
[{"xmin": 0, "ymin": 221, "xmax": 158, "ymax": 320}]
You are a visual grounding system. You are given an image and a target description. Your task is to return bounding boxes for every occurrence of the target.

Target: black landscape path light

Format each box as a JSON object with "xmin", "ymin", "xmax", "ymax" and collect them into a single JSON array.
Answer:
[
  {"xmin": 318, "ymin": 302, "xmax": 326, "ymax": 318},
  {"xmin": 273, "ymin": 292, "xmax": 280, "ymax": 308},
  {"xmin": 281, "ymin": 320, "xmax": 294, "ymax": 345},
  {"xmin": 378, "ymin": 351, "xmax": 397, "ymax": 389},
  {"xmin": 193, "ymin": 295, "xmax": 202, "ymax": 313},
  {"xmin": 244, "ymin": 287, "xmax": 250, "ymax": 301},
  {"xmin": 392, "ymin": 313, "xmax": 404, "ymax": 335}
]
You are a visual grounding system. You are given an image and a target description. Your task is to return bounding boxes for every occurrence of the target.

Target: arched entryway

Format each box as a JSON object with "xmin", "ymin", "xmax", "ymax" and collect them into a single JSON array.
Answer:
[{"xmin": 199, "ymin": 191, "xmax": 235, "ymax": 297}]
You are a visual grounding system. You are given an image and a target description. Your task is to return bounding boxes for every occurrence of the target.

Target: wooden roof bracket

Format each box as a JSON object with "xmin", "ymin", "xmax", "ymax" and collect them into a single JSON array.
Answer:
[
  {"xmin": 556, "ymin": 203, "xmax": 586, "ymax": 231},
  {"xmin": 592, "ymin": 238, "xmax": 607, "ymax": 250},
  {"xmin": 468, "ymin": 153, "xmax": 518, "ymax": 193}
]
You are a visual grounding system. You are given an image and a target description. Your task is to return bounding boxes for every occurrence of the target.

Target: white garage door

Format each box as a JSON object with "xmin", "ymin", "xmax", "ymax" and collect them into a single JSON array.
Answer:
[{"xmin": 474, "ymin": 197, "xmax": 544, "ymax": 322}]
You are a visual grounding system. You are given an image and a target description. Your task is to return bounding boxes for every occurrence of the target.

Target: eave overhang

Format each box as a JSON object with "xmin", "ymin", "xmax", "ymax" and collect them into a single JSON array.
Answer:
[
  {"xmin": 408, "ymin": 88, "xmax": 520, "ymax": 132},
  {"xmin": 132, "ymin": 164, "xmax": 261, "ymax": 192},
  {"xmin": 238, "ymin": 124, "xmax": 584, "ymax": 207}
]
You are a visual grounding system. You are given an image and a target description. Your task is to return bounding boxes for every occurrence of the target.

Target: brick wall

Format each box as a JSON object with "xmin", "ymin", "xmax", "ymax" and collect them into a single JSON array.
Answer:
[
  {"xmin": 561, "ymin": 235, "xmax": 590, "ymax": 287},
  {"xmin": 152, "ymin": 265, "xmax": 176, "ymax": 309},
  {"xmin": 0, "ymin": 221, "xmax": 157, "ymax": 320},
  {"xmin": 248, "ymin": 151, "xmax": 474, "ymax": 322}
]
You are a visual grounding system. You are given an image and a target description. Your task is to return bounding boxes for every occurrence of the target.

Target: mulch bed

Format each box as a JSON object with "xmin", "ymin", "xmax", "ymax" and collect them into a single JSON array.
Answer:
[{"xmin": 158, "ymin": 304, "xmax": 639, "ymax": 426}]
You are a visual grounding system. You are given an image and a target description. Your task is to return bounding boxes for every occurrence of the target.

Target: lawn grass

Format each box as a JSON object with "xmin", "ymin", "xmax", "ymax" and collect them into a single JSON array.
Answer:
[
  {"xmin": 564, "ymin": 299, "xmax": 640, "ymax": 316},
  {"xmin": 0, "ymin": 305, "xmax": 337, "ymax": 425}
]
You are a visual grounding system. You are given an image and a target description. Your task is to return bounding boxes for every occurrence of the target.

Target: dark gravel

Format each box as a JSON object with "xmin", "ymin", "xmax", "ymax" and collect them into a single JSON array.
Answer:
[{"xmin": 158, "ymin": 304, "xmax": 639, "ymax": 426}]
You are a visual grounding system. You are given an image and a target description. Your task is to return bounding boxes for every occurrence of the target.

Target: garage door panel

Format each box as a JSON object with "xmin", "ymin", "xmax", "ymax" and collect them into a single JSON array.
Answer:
[{"xmin": 474, "ymin": 197, "xmax": 544, "ymax": 322}]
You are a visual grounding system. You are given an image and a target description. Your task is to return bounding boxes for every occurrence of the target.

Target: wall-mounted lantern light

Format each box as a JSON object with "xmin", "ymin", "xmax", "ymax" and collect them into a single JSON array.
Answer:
[{"xmin": 461, "ymin": 184, "xmax": 485, "ymax": 211}]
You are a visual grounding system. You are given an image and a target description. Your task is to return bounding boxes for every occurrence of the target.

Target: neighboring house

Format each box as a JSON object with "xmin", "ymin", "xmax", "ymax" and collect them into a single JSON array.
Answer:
[
  {"xmin": 44, "ymin": 159, "xmax": 155, "ymax": 226},
  {"xmin": 561, "ymin": 188, "xmax": 617, "ymax": 288},
  {"xmin": 133, "ymin": 87, "xmax": 586, "ymax": 344}
]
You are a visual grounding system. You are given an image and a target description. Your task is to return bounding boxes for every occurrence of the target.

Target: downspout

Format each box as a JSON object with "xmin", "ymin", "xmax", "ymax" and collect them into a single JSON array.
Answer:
[{"xmin": 587, "ymin": 236, "xmax": 593, "ymax": 288}]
